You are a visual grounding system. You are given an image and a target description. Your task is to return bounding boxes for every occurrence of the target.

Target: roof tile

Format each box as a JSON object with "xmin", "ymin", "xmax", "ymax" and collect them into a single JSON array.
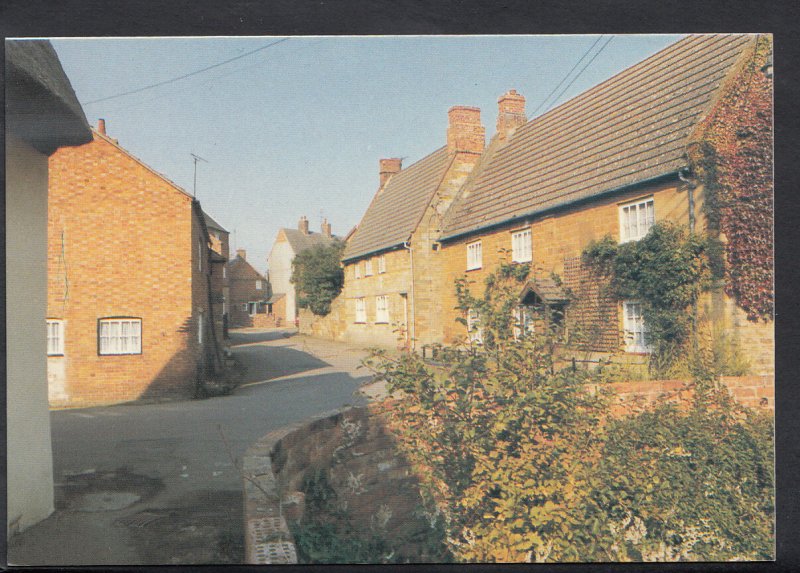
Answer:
[{"xmin": 442, "ymin": 34, "xmax": 752, "ymax": 239}]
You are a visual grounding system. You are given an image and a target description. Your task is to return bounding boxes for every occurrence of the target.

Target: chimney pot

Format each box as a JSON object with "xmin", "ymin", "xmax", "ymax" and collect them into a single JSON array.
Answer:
[
  {"xmin": 236, "ymin": 248, "xmax": 246, "ymax": 261},
  {"xmin": 446, "ymin": 106, "xmax": 485, "ymax": 155},
  {"xmin": 379, "ymin": 158, "xmax": 402, "ymax": 188},
  {"xmin": 496, "ymin": 89, "xmax": 526, "ymax": 140},
  {"xmin": 97, "ymin": 118, "xmax": 106, "ymax": 135},
  {"xmin": 298, "ymin": 216, "xmax": 310, "ymax": 235}
]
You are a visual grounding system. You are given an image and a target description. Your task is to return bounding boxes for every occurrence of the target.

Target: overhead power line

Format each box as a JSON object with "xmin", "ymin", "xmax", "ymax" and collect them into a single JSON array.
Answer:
[
  {"xmin": 529, "ymin": 35, "xmax": 605, "ymax": 118},
  {"xmin": 542, "ymin": 35, "xmax": 615, "ymax": 114},
  {"xmin": 82, "ymin": 37, "xmax": 290, "ymax": 105}
]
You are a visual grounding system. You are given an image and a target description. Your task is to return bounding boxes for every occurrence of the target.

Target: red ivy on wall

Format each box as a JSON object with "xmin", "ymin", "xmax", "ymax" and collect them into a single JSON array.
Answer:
[{"xmin": 689, "ymin": 36, "xmax": 773, "ymax": 322}]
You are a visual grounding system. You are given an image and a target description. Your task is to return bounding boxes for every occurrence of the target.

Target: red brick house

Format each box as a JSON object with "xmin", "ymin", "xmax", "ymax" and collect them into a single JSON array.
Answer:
[
  {"xmin": 226, "ymin": 249, "xmax": 280, "ymax": 327},
  {"xmin": 47, "ymin": 120, "xmax": 226, "ymax": 407}
]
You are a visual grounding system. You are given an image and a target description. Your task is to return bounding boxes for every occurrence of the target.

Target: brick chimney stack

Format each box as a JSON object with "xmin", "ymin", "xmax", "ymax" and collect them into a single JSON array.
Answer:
[
  {"xmin": 97, "ymin": 118, "xmax": 106, "ymax": 135},
  {"xmin": 321, "ymin": 218, "xmax": 332, "ymax": 238},
  {"xmin": 496, "ymin": 90, "xmax": 526, "ymax": 140},
  {"xmin": 447, "ymin": 106, "xmax": 485, "ymax": 156},
  {"xmin": 298, "ymin": 215, "xmax": 310, "ymax": 235},
  {"xmin": 236, "ymin": 249, "xmax": 246, "ymax": 260},
  {"xmin": 379, "ymin": 158, "xmax": 402, "ymax": 188}
]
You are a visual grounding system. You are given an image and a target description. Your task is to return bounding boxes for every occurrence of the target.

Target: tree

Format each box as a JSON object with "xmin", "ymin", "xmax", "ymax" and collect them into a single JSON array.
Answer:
[{"xmin": 291, "ymin": 240, "xmax": 345, "ymax": 316}]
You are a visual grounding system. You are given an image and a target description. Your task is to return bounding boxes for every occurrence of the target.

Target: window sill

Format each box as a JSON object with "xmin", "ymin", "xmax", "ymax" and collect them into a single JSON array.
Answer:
[
  {"xmin": 511, "ymin": 259, "xmax": 532, "ymax": 265},
  {"xmin": 374, "ymin": 321, "xmax": 389, "ymax": 325},
  {"xmin": 465, "ymin": 267, "xmax": 482, "ymax": 272},
  {"xmin": 47, "ymin": 354, "xmax": 64, "ymax": 357},
  {"xmin": 98, "ymin": 352, "xmax": 143, "ymax": 357},
  {"xmin": 354, "ymin": 321, "xmax": 366, "ymax": 324}
]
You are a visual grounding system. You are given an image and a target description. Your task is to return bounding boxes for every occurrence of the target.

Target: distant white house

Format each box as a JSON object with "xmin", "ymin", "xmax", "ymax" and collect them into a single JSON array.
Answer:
[{"xmin": 267, "ymin": 216, "xmax": 338, "ymax": 324}]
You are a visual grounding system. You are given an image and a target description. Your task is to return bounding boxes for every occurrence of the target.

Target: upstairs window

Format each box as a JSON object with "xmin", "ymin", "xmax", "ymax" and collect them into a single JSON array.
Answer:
[
  {"xmin": 377, "ymin": 255, "xmax": 386, "ymax": 274},
  {"xmin": 511, "ymin": 229, "xmax": 532, "ymax": 263},
  {"xmin": 355, "ymin": 298, "xmax": 367, "ymax": 323},
  {"xmin": 355, "ymin": 263, "xmax": 362, "ymax": 280},
  {"xmin": 47, "ymin": 319, "xmax": 64, "ymax": 356},
  {"xmin": 256, "ymin": 280, "xmax": 263, "ymax": 290},
  {"xmin": 98, "ymin": 318, "xmax": 142, "ymax": 355},
  {"xmin": 623, "ymin": 301, "xmax": 650, "ymax": 353},
  {"xmin": 619, "ymin": 198, "xmax": 655, "ymax": 243},
  {"xmin": 467, "ymin": 241, "xmax": 482, "ymax": 271},
  {"xmin": 365, "ymin": 259, "xmax": 373, "ymax": 276},
  {"xmin": 375, "ymin": 295, "xmax": 390, "ymax": 323}
]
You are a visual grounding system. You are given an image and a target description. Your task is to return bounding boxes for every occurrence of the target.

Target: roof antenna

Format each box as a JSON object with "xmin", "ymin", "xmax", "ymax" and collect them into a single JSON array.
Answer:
[{"xmin": 191, "ymin": 153, "xmax": 208, "ymax": 197}]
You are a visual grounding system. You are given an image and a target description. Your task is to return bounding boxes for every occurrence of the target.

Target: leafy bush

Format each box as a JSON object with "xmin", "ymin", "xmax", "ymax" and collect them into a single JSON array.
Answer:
[
  {"xmin": 291, "ymin": 240, "xmax": 345, "ymax": 316},
  {"xmin": 365, "ymin": 264, "xmax": 774, "ymax": 562}
]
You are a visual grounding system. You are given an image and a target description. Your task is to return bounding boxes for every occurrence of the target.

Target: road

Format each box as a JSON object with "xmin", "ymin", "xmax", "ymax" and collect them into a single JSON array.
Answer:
[{"xmin": 8, "ymin": 328, "xmax": 373, "ymax": 566}]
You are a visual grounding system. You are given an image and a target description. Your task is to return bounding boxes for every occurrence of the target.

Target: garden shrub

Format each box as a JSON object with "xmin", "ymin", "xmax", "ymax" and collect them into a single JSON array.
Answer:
[{"xmin": 365, "ymin": 264, "xmax": 774, "ymax": 562}]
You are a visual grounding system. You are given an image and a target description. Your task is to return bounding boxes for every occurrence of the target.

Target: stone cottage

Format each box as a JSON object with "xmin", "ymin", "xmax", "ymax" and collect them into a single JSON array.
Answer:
[{"xmin": 304, "ymin": 34, "xmax": 773, "ymax": 374}]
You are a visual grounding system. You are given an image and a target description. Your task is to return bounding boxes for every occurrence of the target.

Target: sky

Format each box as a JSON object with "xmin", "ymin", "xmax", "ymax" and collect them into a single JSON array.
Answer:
[{"xmin": 51, "ymin": 34, "xmax": 683, "ymax": 273}]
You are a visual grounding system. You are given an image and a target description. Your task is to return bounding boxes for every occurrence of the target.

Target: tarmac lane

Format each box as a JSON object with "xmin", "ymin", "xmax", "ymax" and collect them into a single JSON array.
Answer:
[{"xmin": 8, "ymin": 328, "xmax": 373, "ymax": 566}]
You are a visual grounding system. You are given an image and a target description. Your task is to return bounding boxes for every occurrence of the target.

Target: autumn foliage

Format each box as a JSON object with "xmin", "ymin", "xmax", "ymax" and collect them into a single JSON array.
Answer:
[
  {"xmin": 688, "ymin": 36, "xmax": 773, "ymax": 321},
  {"xmin": 365, "ymin": 265, "xmax": 774, "ymax": 562}
]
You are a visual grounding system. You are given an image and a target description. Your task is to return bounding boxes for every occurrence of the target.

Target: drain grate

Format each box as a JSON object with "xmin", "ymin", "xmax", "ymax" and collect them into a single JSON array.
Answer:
[
  {"xmin": 248, "ymin": 516, "xmax": 288, "ymax": 544},
  {"xmin": 115, "ymin": 511, "xmax": 164, "ymax": 528},
  {"xmin": 251, "ymin": 541, "xmax": 297, "ymax": 564}
]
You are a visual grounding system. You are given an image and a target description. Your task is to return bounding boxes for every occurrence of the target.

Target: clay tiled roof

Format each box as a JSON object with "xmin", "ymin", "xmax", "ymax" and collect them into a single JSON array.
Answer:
[
  {"xmin": 520, "ymin": 277, "xmax": 569, "ymax": 304},
  {"xmin": 281, "ymin": 228, "xmax": 339, "ymax": 254},
  {"xmin": 442, "ymin": 34, "xmax": 753, "ymax": 240},
  {"xmin": 344, "ymin": 147, "xmax": 453, "ymax": 261}
]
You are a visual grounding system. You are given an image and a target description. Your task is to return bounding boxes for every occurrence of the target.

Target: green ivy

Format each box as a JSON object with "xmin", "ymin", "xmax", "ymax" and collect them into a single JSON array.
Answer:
[{"xmin": 582, "ymin": 223, "xmax": 711, "ymax": 371}]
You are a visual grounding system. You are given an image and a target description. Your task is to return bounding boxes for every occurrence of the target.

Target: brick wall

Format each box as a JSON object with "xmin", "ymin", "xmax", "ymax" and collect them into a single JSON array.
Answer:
[
  {"xmin": 47, "ymin": 131, "xmax": 211, "ymax": 407},
  {"xmin": 227, "ymin": 256, "xmax": 268, "ymax": 327},
  {"xmin": 598, "ymin": 375, "xmax": 773, "ymax": 416}
]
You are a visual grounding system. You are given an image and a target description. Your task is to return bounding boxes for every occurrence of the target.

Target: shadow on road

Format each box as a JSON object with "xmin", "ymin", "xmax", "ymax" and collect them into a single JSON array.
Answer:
[
  {"xmin": 228, "ymin": 329, "xmax": 297, "ymax": 346},
  {"xmin": 233, "ymin": 343, "xmax": 331, "ymax": 385}
]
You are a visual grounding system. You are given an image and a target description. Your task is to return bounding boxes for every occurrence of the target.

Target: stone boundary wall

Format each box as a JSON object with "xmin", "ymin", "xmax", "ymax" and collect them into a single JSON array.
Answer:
[
  {"xmin": 599, "ymin": 375, "xmax": 773, "ymax": 415},
  {"xmin": 242, "ymin": 407, "xmax": 351, "ymax": 565}
]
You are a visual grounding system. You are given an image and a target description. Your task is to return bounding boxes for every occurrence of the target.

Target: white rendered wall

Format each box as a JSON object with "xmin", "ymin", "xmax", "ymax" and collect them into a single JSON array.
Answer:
[
  {"xmin": 6, "ymin": 133, "xmax": 55, "ymax": 537},
  {"xmin": 267, "ymin": 239, "xmax": 296, "ymax": 322}
]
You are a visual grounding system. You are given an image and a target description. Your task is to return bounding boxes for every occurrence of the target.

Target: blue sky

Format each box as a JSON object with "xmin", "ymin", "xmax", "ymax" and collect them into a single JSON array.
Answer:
[{"xmin": 51, "ymin": 35, "xmax": 683, "ymax": 272}]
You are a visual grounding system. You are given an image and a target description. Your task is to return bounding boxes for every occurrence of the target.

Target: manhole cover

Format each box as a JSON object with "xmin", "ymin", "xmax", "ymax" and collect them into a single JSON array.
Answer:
[
  {"xmin": 73, "ymin": 491, "xmax": 141, "ymax": 512},
  {"xmin": 116, "ymin": 511, "xmax": 164, "ymax": 528}
]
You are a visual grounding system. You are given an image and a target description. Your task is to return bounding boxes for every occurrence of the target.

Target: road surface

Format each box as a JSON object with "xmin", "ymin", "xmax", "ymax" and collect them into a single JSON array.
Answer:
[{"xmin": 8, "ymin": 328, "xmax": 373, "ymax": 565}]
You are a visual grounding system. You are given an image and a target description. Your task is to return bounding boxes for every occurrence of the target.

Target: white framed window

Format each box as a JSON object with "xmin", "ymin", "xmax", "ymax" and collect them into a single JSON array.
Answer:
[
  {"xmin": 256, "ymin": 279, "xmax": 263, "ymax": 290},
  {"xmin": 375, "ymin": 295, "xmax": 390, "ymax": 323},
  {"xmin": 223, "ymin": 266, "xmax": 227, "ymax": 279},
  {"xmin": 242, "ymin": 303, "xmax": 248, "ymax": 312},
  {"xmin": 512, "ymin": 306, "xmax": 536, "ymax": 340},
  {"xmin": 511, "ymin": 229, "xmax": 532, "ymax": 263},
  {"xmin": 98, "ymin": 318, "xmax": 142, "ymax": 355},
  {"xmin": 623, "ymin": 301, "xmax": 650, "ymax": 353},
  {"xmin": 365, "ymin": 259, "xmax": 373, "ymax": 276},
  {"xmin": 355, "ymin": 263, "xmax": 362, "ymax": 280},
  {"xmin": 248, "ymin": 302, "xmax": 258, "ymax": 316},
  {"xmin": 467, "ymin": 309, "xmax": 483, "ymax": 345},
  {"xmin": 377, "ymin": 255, "xmax": 386, "ymax": 274},
  {"xmin": 619, "ymin": 198, "xmax": 655, "ymax": 243},
  {"xmin": 47, "ymin": 319, "xmax": 64, "ymax": 356},
  {"xmin": 198, "ymin": 310, "xmax": 205, "ymax": 345},
  {"xmin": 355, "ymin": 298, "xmax": 367, "ymax": 323},
  {"xmin": 467, "ymin": 241, "xmax": 482, "ymax": 271}
]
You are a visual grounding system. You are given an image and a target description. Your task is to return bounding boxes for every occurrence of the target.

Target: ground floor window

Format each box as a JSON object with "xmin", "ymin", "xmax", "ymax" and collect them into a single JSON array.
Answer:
[
  {"xmin": 375, "ymin": 295, "xmax": 389, "ymax": 323},
  {"xmin": 467, "ymin": 309, "xmax": 483, "ymax": 345},
  {"xmin": 355, "ymin": 297, "xmax": 367, "ymax": 323},
  {"xmin": 513, "ymin": 306, "xmax": 537, "ymax": 340},
  {"xmin": 98, "ymin": 318, "xmax": 142, "ymax": 355},
  {"xmin": 47, "ymin": 319, "xmax": 64, "ymax": 356},
  {"xmin": 623, "ymin": 301, "xmax": 650, "ymax": 353}
]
